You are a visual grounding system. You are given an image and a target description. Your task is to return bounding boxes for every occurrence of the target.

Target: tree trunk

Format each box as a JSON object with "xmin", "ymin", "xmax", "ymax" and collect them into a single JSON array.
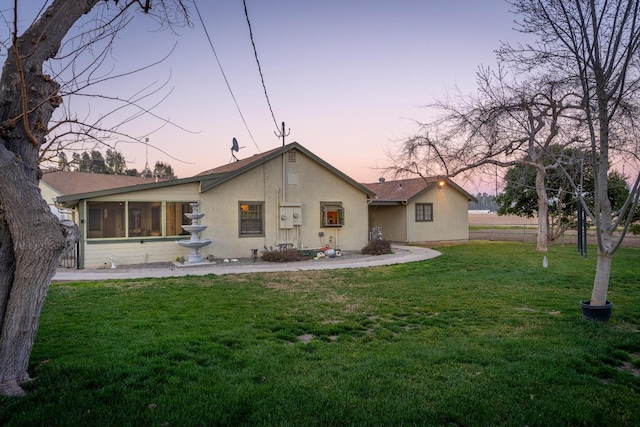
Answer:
[
  {"xmin": 0, "ymin": 150, "xmax": 68, "ymax": 396},
  {"xmin": 0, "ymin": 209, "xmax": 15, "ymax": 338},
  {"xmin": 589, "ymin": 193, "xmax": 614, "ymax": 307},
  {"xmin": 0, "ymin": 0, "xmax": 95, "ymax": 396},
  {"xmin": 590, "ymin": 250, "xmax": 612, "ymax": 307},
  {"xmin": 587, "ymin": 61, "xmax": 615, "ymax": 307},
  {"xmin": 535, "ymin": 164, "xmax": 548, "ymax": 252}
]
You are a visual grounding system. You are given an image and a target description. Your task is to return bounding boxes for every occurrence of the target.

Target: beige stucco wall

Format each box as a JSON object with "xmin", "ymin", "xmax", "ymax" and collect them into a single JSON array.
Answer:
[
  {"xmin": 199, "ymin": 163, "xmax": 271, "ymax": 259},
  {"xmin": 40, "ymin": 182, "xmax": 77, "ymax": 221},
  {"xmin": 40, "ymin": 182, "xmax": 61, "ymax": 207},
  {"xmin": 200, "ymin": 150, "xmax": 370, "ymax": 258},
  {"xmin": 405, "ymin": 185, "xmax": 470, "ymax": 242},
  {"xmin": 368, "ymin": 184, "xmax": 470, "ymax": 244}
]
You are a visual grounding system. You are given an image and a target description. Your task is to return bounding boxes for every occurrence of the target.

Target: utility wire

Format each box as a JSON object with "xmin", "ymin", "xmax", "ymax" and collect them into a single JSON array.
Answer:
[
  {"xmin": 242, "ymin": 0, "xmax": 280, "ymax": 132},
  {"xmin": 192, "ymin": 0, "xmax": 261, "ymax": 153}
]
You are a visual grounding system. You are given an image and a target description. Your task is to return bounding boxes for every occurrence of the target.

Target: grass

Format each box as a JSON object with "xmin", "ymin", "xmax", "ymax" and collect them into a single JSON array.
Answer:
[{"xmin": 1, "ymin": 241, "xmax": 639, "ymax": 426}]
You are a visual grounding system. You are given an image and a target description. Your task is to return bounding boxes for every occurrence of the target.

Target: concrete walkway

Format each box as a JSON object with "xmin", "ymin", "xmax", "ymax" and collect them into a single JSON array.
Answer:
[{"xmin": 53, "ymin": 245, "xmax": 440, "ymax": 281}]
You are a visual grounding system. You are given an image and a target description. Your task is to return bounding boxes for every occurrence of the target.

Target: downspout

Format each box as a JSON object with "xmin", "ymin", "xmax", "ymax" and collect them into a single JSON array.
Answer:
[
  {"xmin": 80, "ymin": 199, "xmax": 86, "ymax": 269},
  {"xmin": 282, "ymin": 152, "xmax": 286, "ymax": 204},
  {"xmin": 276, "ymin": 188, "xmax": 280, "ymax": 246},
  {"xmin": 282, "ymin": 152, "xmax": 287, "ymax": 244}
]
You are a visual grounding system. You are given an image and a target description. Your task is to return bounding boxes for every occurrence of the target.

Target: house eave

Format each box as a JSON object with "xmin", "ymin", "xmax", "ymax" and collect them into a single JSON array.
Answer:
[
  {"xmin": 55, "ymin": 175, "xmax": 205, "ymax": 205},
  {"xmin": 368, "ymin": 200, "xmax": 407, "ymax": 206}
]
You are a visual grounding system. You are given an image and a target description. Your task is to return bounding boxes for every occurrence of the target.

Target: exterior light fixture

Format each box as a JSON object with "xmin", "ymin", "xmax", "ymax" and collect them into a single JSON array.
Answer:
[{"xmin": 438, "ymin": 180, "xmax": 445, "ymax": 189}]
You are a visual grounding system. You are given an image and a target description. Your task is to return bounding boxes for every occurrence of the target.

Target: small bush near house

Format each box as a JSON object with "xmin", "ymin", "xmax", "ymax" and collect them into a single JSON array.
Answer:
[
  {"xmin": 630, "ymin": 223, "xmax": 640, "ymax": 235},
  {"xmin": 361, "ymin": 239, "xmax": 392, "ymax": 255},
  {"xmin": 261, "ymin": 248, "xmax": 310, "ymax": 262}
]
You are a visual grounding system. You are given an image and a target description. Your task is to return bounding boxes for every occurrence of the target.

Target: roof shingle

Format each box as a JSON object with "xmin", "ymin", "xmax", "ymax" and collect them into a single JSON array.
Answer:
[
  {"xmin": 363, "ymin": 177, "xmax": 441, "ymax": 201},
  {"xmin": 42, "ymin": 170, "xmax": 157, "ymax": 196},
  {"xmin": 195, "ymin": 146, "xmax": 283, "ymax": 176},
  {"xmin": 363, "ymin": 177, "xmax": 477, "ymax": 204}
]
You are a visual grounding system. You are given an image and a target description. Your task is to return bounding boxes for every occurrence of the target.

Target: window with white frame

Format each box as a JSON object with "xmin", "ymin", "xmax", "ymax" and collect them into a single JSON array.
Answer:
[
  {"xmin": 321, "ymin": 202, "xmax": 344, "ymax": 227},
  {"xmin": 415, "ymin": 203, "xmax": 433, "ymax": 222}
]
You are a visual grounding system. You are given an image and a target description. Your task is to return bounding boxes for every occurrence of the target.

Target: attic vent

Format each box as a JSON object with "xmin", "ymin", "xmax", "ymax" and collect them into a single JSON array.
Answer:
[{"xmin": 288, "ymin": 151, "xmax": 297, "ymax": 162}]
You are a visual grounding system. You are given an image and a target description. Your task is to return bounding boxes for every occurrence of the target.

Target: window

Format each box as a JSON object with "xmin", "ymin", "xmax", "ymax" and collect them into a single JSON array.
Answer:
[
  {"xmin": 88, "ymin": 208, "xmax": 102, "ymax": 232},
  {"xmin": 166, "ymin": 202, "xmax": 194, "ymax": 236},
  {"xmin": 239, "ymin": 202, "xmax": 264, "ymax": 237},
  {"xmin": 321, "ymin": 202, "xmax": 344, "ymax": 227},
  {"xmin": 86, "ymin": 200, "xmax": 195, "ymax": 239},
  {"xmin": 151, "ymin": 207, "xmax": 161, "ymax": 232},
  {"xmin": 86, "ymin": 201, "xmax": 125, "ymax": 238},
  {"xmin": 415, "ymin": 203, "xmax": 433, "ymax": 222},
  {"xmin": 128, "ymin": 202, "xmax": 162, "ymax": 236},
  {"xmin": 129, "ymin": 208, "xmax": 142, "ymax": 235}
]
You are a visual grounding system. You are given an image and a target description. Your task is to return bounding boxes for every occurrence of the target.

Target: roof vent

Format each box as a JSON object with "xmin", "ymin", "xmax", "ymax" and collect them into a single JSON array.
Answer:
[{"xmin": 379, "ymin": 177, "xmax": 385, "ymax": 183}]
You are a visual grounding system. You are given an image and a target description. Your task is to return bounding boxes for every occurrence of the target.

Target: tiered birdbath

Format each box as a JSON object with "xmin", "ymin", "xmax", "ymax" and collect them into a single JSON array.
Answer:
[{"xmin": 177, "ymin": 203, "xmax": 213, "ymax": 264}]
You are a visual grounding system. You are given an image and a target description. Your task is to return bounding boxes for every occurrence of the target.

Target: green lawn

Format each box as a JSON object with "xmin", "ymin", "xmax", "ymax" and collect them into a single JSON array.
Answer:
[{"xmin": 2, "ymin": 241, "xmax": 639, "ymax": 426}]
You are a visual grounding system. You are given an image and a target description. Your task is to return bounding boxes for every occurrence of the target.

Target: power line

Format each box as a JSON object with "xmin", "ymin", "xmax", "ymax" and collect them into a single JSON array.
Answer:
[
  {"xmin": 192, "ymin": 0, "xmax": 261, "ymax": 153},
  {"xmin": 242, "ymin": 0, "xmax": 280, "ymax": 132}
]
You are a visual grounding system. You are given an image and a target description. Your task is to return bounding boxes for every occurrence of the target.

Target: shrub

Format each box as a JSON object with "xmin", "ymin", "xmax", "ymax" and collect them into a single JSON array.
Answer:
[
  {"xmin": 361, "ymin": 239, "xmax": 392, "ymax": 255},
  {"xmin": 630, "ymin": 223, "xmax": 640, "ymax": 235},
  {"xmin": 261, "ymin": 248, "xmax": 310, "ymax": 262}
]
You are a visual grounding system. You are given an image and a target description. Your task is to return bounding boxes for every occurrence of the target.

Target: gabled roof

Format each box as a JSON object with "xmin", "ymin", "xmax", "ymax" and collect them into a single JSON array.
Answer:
[
  {"xmin": 42, "ymin": 170, "xmax": 159, "ymax": 196},
  {"xmin": 197, "ymin": 142, "xmax": 376, "ymax": 196},
  {"xmin": 53, "ymin": 142, "xmax": 375, "ymax": 207},
  {"xmin": 363, "ymin": 177, "xmax": 477, "ymax": 205},
  {"xmin": 195, "ymin": 145, "xmax": 283, "ymax": 176}
]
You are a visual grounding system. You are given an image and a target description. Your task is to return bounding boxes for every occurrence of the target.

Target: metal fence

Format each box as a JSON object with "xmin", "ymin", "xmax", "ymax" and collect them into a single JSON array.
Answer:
[
  {"xmin": 469, "ymin": 224, "xmax": 640, "ymax": 248},
  {"xmin": 469, "ymin": 226, "xmax": 538, "ymax": 243},
  {"xmin": 59, "ymin": 242, "xmax": 80, "ymax": 269}
]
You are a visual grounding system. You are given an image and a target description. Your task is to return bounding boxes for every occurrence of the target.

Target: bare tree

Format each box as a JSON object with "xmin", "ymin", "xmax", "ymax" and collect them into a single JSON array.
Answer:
[
  {"xmin": 501, "ymin": 0, "xmax": 640, "ymax": 308},
  {"xmin": 389, "ymin": 68, "xmax": 582, "ymax": 251},
  {"xmin": 0, "ymin": 0, "xmax": 188, "ymax": 396},
  {"xmin": 390, "ymin": 0, "xmax": 640, "ymax": 311},
  {"xmin": 32, "ymin": 0, "xmax": 191, "ymax": 169}
]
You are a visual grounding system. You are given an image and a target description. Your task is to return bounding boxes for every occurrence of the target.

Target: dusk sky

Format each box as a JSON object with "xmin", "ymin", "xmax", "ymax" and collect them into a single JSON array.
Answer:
[{"xmin": 10, "ymin": 1, "xmax": 524, "ymax": 192}]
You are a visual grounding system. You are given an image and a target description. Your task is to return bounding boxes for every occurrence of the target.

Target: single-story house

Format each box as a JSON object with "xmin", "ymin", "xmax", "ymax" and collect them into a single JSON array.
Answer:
[
  {"xmin": 45, "ymin": 142, "xmax": 375, "ymax": 268},
  {"xmin": 364, "ymin": 177, "xmax": 477, "ymax": 244}
]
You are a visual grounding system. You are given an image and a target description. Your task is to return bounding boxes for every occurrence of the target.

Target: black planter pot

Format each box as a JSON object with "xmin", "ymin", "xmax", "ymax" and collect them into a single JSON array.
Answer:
[{"xmin": 580, "ymin": 300, "xmax": 613, "ymax": 321}]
